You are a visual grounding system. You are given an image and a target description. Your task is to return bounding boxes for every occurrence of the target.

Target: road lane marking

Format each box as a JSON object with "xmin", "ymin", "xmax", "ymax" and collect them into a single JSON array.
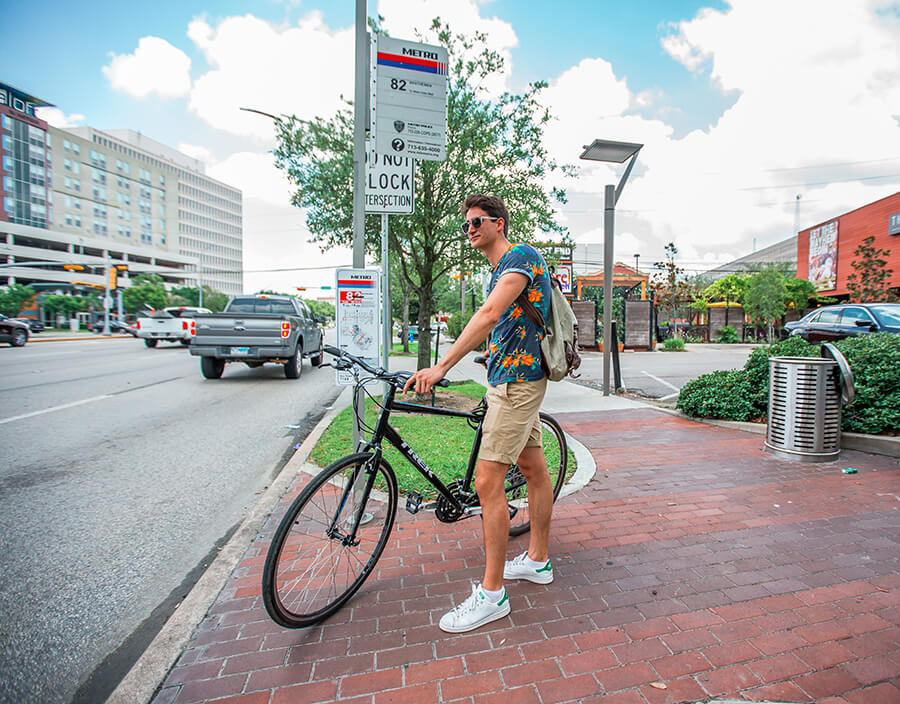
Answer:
[
  {"xmin": 0, "ymin": 394, "xmax": 112, "ymax": 425},
  {"xmin": 659, "ymin": 391, "xmax": 680, "ymax": 401},
  {"xmin": 641, "ymin": 370, "xmax": 680, "ymax": 392}
]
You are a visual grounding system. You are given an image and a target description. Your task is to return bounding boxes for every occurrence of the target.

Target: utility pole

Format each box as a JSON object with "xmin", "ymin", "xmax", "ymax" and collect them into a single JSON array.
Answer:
[
  {"xmin": 103, "ymin": 250, "xmax": 111, "ymax": 336},
  {"xmin": 351, "ymin": 0, "xmax": 367, "ymax": 450}
]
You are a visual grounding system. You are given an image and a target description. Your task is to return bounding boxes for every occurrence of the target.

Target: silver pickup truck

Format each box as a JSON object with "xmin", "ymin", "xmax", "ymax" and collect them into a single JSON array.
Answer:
[{"xmin": 190, "ymin": 295, "xmax": 325, "ymax": 379}]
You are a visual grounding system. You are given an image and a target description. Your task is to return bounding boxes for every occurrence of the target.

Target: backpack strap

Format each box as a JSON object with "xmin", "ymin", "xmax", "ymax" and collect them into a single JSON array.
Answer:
[{"xmin": 516, "ymin": 289, "xmax": 545, "ymax": 329}]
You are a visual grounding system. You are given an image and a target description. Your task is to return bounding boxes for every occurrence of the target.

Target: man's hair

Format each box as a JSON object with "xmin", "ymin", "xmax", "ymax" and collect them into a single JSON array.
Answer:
[{"xmin": 461, "ymin": 194, "xmax": 509, "ymax": 236}]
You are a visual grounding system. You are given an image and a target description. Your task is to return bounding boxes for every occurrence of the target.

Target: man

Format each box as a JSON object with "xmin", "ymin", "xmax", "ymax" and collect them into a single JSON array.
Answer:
[{"xmin": 404, "ymin": 193, "xmax": 555, "ymax": 633}]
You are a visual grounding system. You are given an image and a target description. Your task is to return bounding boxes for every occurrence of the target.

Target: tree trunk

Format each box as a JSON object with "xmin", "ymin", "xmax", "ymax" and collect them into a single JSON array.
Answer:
[
  {"xmin": 401, "ymin": 293, "xmax": 410, "ymax": 354},
  {"xmin": 416, "ymin": 292, "xmax": 434, "ymax": 370}
]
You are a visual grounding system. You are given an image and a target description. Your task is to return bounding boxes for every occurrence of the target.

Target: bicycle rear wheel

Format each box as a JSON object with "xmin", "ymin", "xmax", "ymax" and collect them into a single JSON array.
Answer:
[
  {"xmin": 507, "ymin": 412, "xmax": 568, "ymax": 537},
  {"xmin": 262, "ymin": 453, "xmax": 398, "ymax": 628}
]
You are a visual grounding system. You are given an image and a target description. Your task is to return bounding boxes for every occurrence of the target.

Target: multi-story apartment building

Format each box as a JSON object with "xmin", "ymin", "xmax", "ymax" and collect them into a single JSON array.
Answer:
[
  {"xmin": 1, "ymin": 80, "xmax": 243, "ymax": 297},
  {"xmin": 1, "ymin": 82, "xmax": 52, "ymax": 229}
]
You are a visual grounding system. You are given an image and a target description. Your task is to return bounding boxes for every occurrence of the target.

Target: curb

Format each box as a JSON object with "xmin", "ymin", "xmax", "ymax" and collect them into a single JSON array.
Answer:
[
  {"xmin": 106, "ymin": 386, "xmax": 353, "ymax": 704},
  {"xmin": 653, "ymin": 406, "xmax": 900, "ymax": 459}
]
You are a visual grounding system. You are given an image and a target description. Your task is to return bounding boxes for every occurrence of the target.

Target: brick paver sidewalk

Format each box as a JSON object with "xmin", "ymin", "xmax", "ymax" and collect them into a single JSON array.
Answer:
[{"xmin": 153, "ymin": 408, "xmax": 899, "ymax": 704}]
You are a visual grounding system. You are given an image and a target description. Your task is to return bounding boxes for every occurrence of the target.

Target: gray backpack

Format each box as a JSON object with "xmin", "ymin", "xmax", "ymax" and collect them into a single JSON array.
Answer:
[{"xmin": 517, "ymin": 275, "xmax": 581, "ymax": 381}]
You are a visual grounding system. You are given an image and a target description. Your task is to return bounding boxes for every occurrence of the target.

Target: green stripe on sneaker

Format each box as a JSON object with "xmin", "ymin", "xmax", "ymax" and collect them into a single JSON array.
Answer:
[
  {"xmin": 536, "ymin": 562, "xmax": 552, "ymax": 573},
  {"xmin": 497, "ymin": 592, "xmax": 508, "ymax": 607}
]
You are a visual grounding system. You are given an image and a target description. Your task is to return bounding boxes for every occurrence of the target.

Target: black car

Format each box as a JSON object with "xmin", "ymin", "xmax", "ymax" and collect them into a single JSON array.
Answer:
[
  {"xmin": 0, "ymin": 314, "xmax": 29, "ymax": 347},
  {"xmin": 90, "ymin": 319, "xmax": 134, "ymax": 335},
  {"xmin": 10, "ymin": 317, "xmax": 45, "ymax": 332},
  {"xmin": 784, "ymin": 303, "xmax": 900, "ymax": 342}
]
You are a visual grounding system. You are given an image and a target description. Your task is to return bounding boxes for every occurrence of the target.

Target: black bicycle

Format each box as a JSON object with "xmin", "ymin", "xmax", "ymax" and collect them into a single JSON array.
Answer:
[{"xmin": 261, "ymin": 345, "xmax": 569, "ymax": 628}]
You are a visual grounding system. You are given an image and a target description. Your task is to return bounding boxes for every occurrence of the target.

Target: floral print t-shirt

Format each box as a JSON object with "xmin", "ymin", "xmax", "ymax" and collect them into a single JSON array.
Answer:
[{"xmin": 486, "ymin": 243, "xmax": 551, "ymax": 386}]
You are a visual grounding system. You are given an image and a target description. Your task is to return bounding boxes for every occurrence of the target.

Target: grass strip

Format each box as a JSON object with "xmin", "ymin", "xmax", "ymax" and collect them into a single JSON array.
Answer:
[{"xmin": 310, "ymin": 381, "xmax": 575, "ymax": 498}]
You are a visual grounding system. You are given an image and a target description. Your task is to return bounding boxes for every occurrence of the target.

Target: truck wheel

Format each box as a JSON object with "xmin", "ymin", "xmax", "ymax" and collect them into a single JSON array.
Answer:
[
  {"xmin": 284, "ymin": 348, "xmax": 302, "ymax": 379},
  {"xmin": 310, "ymin": 338, "xmax": 324, "ymax": 367},
  {"xmin": 201, "ymin": 357, "xmax": 225, "ymax": 379},
  {"xmin": 144, "ymin": 339, "xmax": 158, "ymax": 348}
]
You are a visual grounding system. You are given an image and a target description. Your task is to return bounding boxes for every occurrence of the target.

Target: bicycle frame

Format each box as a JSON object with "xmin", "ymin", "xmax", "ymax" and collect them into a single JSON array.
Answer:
[{"xmin": 359, "ymin": 379, "xmax": 485, "ymax": 515}]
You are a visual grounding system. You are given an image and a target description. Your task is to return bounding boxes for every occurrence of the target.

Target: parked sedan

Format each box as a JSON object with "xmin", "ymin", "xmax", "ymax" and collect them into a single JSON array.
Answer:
[
  {"xmin": 11, "ymin": 318, "xmax": 45, "ymax": 332},
  {"xmin": 0, "ymin": 314, "xmax": 29, "ymax": 347},
  {"xmin": 785, "ymin": 303, "xmax": 900, "ymax": 342},
  {"xmin": 90, "ymin": 319, "xmax": 135, "ymax": 335}
]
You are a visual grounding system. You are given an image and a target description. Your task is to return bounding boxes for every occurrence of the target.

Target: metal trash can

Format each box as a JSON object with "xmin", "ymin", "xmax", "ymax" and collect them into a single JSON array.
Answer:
[{"xmin": 765, "ymin": 343, "xmax": 854, "ymax": 462}]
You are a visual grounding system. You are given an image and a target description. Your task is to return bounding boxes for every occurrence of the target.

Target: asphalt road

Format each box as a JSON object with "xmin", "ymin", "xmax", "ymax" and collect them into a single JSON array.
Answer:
[
  {"xmin": 576, "ymin": 343, "xmax": 760, "ymax": 399},
  {"xmin": 0, "ymin": 333, "xmax": 341, "ymax": 704}
]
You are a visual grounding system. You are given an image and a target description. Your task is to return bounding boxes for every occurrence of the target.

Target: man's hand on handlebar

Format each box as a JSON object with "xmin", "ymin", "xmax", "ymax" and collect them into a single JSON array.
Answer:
[{"xmin": 402, "ymin": 365, "xmax": 446, "ymax": 395}]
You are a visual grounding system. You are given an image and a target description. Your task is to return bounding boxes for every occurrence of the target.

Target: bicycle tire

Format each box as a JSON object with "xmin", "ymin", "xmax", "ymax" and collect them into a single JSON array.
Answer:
[
  {"xmin": 262, "ymin": 452, "xmax": 398, "ymax": 628},
  {"xmin": 507, "ymin": 412, "xmax": 568, "ymax": 537}
]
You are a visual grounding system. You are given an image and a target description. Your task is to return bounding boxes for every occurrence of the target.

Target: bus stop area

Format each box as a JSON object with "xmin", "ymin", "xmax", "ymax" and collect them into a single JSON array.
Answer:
[{"xmin": 131, "ymin": 361, "xmax": 899, "ymax": 704}]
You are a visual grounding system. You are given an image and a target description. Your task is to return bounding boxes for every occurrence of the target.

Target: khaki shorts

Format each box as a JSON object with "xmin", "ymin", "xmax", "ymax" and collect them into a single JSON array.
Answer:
[{"xmin": 480, "ymin": 377, "xmax": 548, "ymax": 465}]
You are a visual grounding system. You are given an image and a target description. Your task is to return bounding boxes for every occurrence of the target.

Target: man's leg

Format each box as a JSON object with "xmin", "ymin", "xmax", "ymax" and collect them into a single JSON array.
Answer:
[
  {"xmin": 474, "ymin": 458, "xmax": 511, "ymax": 591},
  {"xmin": 516, "ymin": 445, "xmax": 553, "ymax": 562}
]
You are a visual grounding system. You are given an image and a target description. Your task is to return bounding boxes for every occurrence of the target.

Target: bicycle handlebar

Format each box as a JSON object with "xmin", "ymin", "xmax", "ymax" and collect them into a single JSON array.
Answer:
[{"xmin": 323, "ymin": 345, "xmax": 449, "ymax": 388}]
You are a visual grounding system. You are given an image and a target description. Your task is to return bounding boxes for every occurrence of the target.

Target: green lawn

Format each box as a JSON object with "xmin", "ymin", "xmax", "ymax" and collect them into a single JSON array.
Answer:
[{"xmin": 310, "ymin": 381, "xmax": 574, "ymax": 498}]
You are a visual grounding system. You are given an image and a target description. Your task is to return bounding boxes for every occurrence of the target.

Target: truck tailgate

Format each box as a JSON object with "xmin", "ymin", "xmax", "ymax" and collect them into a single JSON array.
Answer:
[{"xmin": 193, "ymin": 315, "xmax": 293, "ymax": 348}]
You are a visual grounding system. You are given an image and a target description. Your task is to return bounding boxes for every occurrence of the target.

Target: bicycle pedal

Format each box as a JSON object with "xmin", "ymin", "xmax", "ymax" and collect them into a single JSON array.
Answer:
[{"xmin": 406, "ymin": 491, "xmax": 423, "ymax": 514}]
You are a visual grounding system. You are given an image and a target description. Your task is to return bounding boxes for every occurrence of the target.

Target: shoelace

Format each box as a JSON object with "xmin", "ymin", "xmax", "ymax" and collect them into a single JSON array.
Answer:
[{"xmin": 451, "ymin": 585, "xmax": 482, "ymax": 616}]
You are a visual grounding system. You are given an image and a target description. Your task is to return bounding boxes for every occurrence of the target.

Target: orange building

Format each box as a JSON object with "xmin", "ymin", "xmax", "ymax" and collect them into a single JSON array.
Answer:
[{"xmin": 796, "ymin": 191, "xmax": 900, "ymax": 298}]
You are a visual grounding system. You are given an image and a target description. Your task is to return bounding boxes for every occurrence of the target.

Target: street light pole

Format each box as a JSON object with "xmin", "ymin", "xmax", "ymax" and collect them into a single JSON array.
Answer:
[{"xmin": 580, "ymin": 139, "xmax": 643, "ymax": 396}]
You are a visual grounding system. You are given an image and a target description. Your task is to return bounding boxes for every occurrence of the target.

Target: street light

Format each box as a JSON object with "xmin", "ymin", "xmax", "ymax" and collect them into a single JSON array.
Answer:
[{"xmin": 579, "ymin": 139, "xmax": 643, "ymax": 395}]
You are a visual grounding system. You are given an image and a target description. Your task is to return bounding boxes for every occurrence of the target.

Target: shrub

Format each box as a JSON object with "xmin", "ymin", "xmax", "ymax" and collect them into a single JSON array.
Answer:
[
  {"xmin": 743, "ymin": 335, "xmax": 819, "ymax": 417},
  {"xmin": 678, "ymin": 332, "xmax": 900, "ymax": 433},
  {"xmin": 446, "ymin": 309, "xmax": 473, "ymax": 339},
  {"xmin": 834, "ymin": 333, "xmax": 900, "ymax": 434},
  {"xmin": 663, "ymin": 337, "xmax": 686, "ymax": 351},
  {"xmin": 716, "ymin": 325, "xmax": 739, "ymax": 343},
  {"xmin": 677, "ymin": 369, "xmax": 755, "ymax": 420}
]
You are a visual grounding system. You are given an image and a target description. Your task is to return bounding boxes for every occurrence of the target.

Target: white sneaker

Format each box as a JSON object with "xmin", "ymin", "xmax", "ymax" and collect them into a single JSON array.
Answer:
[
  {"xmin": 439, "ymin": 584, "xmax": 510, "ymax": 633},
  {"xmin": 504, "ymin": 552, "xmax": 554, "ymax": 584}
]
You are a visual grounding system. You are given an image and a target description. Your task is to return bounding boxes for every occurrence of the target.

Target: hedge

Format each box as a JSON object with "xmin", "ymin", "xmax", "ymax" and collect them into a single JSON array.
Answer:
[{"xmin": 677, "ymin": 332, "xmax": 900, "ymax": 434}]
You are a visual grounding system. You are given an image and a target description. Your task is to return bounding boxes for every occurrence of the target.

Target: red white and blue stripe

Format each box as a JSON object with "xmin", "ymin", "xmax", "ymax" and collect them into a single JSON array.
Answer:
[
  {"xmin": 338, "ymin": 279, "xmax": 375, "ymax": 288},
  {"xmin": 377, "ymin": 52, "xmax": 448, "ymax": 76}
]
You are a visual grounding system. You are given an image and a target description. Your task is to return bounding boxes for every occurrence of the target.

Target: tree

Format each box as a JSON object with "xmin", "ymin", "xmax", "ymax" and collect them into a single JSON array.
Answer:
[
  {"xmin": 784, "ymin": 277, "xmax": 817, "ymax": 313},
  {"xmin": 170, "ymin": 285, "xmax": 229, "ymax": 312},
  {"xmin": 41, "ymin": 294, "xmax": 88, "ymax": 320},
  {"xmin": 305, "ymin": 299, "xmax": 334, "ymax": 321},
  {"xmin": 274, "ymin": 19, "xmax": 570, "ymax": 369},
  {"xmin": 0, "ymin": 284, "xmax": 36, "ymax": 317},
  {"xmin": 846, "ymin": 236, "xmax": 897, "ymax": 302},
  {"xmin": 123, "ymin": 273, "xmax": 168, "ymax": 313},
  {"xmin": 744, "ymin": 267, "xmax": 787, "ymax": 342},
  {"xmin": 651, "ymin": 243, "xmax": 692, "ymax": 337}
]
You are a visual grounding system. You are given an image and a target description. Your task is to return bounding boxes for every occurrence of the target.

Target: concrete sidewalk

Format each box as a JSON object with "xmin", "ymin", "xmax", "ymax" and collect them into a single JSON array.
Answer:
[{"xmin": 144, "ymin": 361, "xmax": 898, "ymax": 704}]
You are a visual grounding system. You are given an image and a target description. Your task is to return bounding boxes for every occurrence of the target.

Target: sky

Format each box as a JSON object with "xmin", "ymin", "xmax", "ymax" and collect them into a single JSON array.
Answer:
[{"xmin": 5, "ymin": 0, "xmax": 900, "ymax": 295}]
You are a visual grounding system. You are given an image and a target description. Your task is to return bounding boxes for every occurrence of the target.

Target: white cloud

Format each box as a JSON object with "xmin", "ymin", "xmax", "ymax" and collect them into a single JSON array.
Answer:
[
  {"xmin": 542, "ymin": 0, "xmax": 900, "ymax": 272},
  {"xmin": 378, "ymin": 0, "xmax": 518, "ymax": 97},
  {"xmin": 186, "ymin": 12, "xmax": 355, "ymax": 140},
  {"xmin": 102, "ymin": 37, "xmax": 192, "ymax": 99},
  {"xmin": 35, "ymin": 107, "xmax": 85, "ymax": 128},
  {"xmin": 177, "ymin": 143, "xmax": 215, "ymax": 166},
  {"xmin": 207, "ymin": 151, "xmax": 293, "ymax": 207}
]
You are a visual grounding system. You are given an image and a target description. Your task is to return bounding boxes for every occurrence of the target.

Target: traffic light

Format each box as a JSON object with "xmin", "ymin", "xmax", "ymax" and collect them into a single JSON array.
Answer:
[
  {"xmin": 115, "ymin": 264, "xmax": 129, "ymax": 271},
  {"xmin": 296, "ymin": 287, "xmax": 307, "ymax": 291},
  {"xmin": 64, "ymin": 264, "xmax": 84, "ymax": 271},
  {"xmin": 108, "ymin": 267, "xmax": 118, "ymax": 290}
]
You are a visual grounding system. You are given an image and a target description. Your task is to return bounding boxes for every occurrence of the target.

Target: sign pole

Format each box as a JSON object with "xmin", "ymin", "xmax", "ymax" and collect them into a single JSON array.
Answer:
[
  {"xmin": 381, "ymin": 213, "xmax": 391, "ymax": 390},
  {"xmin": 103, "ymin": 250, "xmax": 111, "ymax": 336},
  {"xmin": 351, "ymin": 0, "xmax": 368, "ymax": 450}
]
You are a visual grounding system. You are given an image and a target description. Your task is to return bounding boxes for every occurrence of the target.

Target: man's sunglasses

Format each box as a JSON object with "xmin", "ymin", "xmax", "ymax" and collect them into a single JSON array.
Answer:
[{"xmin": 460, "ymin": 216, "xmax": 500, "ymax": 234}]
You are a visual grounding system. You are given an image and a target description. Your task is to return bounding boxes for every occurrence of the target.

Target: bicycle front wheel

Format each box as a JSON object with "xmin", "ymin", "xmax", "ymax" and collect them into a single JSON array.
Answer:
[
  {"xmin": 262, "ymin": 453, "xmax": 398, "ymax": 628},
  {"xmin": 507, "ymin": 412, "xmax": 568, "ymax": 537}
]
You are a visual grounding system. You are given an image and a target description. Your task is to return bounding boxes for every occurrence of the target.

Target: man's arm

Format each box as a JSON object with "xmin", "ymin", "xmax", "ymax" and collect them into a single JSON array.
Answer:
[{"xmin": 403, "ymin": 272, "xmax": 529, "ymax": 394}]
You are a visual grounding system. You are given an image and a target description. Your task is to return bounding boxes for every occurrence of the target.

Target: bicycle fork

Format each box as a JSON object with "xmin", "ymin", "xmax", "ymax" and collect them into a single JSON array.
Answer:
[{"xmin": 326, "ymin": 454, "xmax": 380, "ymax": 546}]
